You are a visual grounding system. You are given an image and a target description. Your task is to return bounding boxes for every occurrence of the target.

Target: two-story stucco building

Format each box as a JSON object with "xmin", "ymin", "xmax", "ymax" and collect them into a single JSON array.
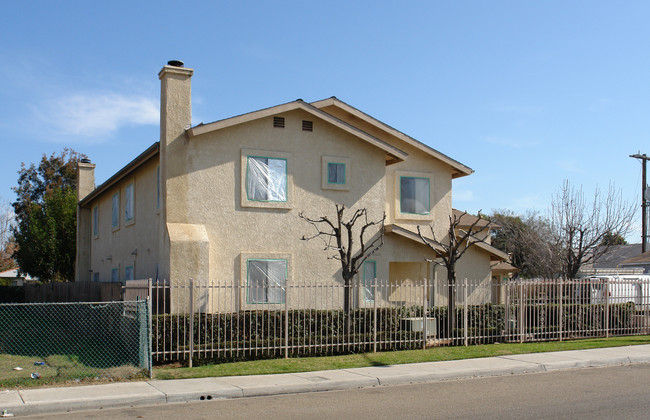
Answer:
[{"xmin": 75, "ymin": 61, "xmax": 508, "ymax": 311}]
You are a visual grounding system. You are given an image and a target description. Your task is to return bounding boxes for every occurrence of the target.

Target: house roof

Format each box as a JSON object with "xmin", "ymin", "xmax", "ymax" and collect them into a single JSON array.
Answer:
[
  {"xmin": 79, "ymin": 142, "xmax": 159, "ymax": 207},
  {"xmin": 491, "ymin": 260, "xmax": 520, "ymax": 274},
  {"xmin": 591, "ymin": 244, "xmax": 643, "ymax": 269},
  {"xmin": 452, "ymin": 209, "xmax": 498, "ymax": 229},
  {"xmin": 187, "ymin": 99, "xmax": 408, "ymax": 165},
  {"xmin": 620, "ymin": 250, "xmax": 650, "ymax": 265},
  {"xmin": 385, "ymin": 224, "xmax": 509, "ymax": 261},
  {"xmin": 310, "ymin": 97, "xmax": 474, "ymax": 179}
]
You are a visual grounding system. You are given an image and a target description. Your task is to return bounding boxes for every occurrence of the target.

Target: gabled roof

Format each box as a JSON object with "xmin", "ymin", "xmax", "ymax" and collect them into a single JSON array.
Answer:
[
  {"xmin": 187, "ymin": 99, "xmax": 408, "ymax": 165},
  {"xmin": 385, "ymin": 224, "xmax": 509, "ymax": 261},
  {"xmin": 310, "ymin": 97, "xmax": 473, "ymax": 179},
  {"xmin": 452, "ymin": 209, "xmax": 498, "ymax": 229},
  {"xmin": 620, "ymin": 250, "xmax": 650, "ymax": 265},
  {"xmin": 79, "ymin": 142, "xmax": 159, "ymax": 207}
]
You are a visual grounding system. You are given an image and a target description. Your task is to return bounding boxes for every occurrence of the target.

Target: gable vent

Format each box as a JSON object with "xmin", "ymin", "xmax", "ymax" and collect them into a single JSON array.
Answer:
[
  {"xmin": 273, "ymin": 116, "xmax": 285, "ymax": 128},
  {"xmin": 302, "ymin": 120, "xmax": 313, "ymax": 132}
]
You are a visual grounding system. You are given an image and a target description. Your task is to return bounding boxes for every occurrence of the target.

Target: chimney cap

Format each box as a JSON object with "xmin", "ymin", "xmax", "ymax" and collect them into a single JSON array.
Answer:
[
  {"xmin": 167, "ymin": 60, "xmax": 184, "ymax": 67},
  {"xmin": 80, "ymin": 158, "xmax": 91, "ymax": 164}
]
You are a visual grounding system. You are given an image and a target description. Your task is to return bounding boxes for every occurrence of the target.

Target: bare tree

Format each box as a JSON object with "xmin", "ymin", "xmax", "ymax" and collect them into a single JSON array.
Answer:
[
  {"xmin": 490, "ymin": 210, "xmax": 560, "ymax": 278},
  {"xmin": 417, "ymin": 210, "xmax": 494, "ymax": 336},
  {"xmin": 299, "ymin": 205, "xmax": 385, "ymax": 333},
  {"xmin": 0, "ymin": 200, "xmax": 17, "ymax": 272},
  {"xmin": 550, "ymin": 180, "xmax": 636, "ymax": 279}
]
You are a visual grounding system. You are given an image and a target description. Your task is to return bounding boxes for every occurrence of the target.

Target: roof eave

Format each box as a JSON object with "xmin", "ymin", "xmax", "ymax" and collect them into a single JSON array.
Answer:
[
  {"xmin": 187, "ymin": 100, "xmax": 408, "ymax": 165},
  {"xmin": 311, "ymin": 97, "xmax": 474, "ymax": 177},
  {"xmin": 79, "ymin": 142, "xmax": 160, "ymax": 207}
]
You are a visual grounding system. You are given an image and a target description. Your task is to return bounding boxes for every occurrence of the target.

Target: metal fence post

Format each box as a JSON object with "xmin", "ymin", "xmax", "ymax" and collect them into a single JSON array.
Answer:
[
  {"xmin": 558, "ymin": 279, "xmax": 563, "ymax": 342},
  {"xmin": 423, "ymin": 277, "xmax": 428, "ymax": 350},
  {"xmin": 604, "ymin": 278, "xmax": 610, "ymax": 338},
  {"xmin": 463, "ymin": 278, "xmax": 468, "ymax": 347},
  {"xmin": 147, "ymin": 278, "xmax": 153, "ymax": 378},
  {"xmin": 284, "ymin": 284, "xmax": 289, "ymax": 359},
  {"xmin": 189, "ymin": 278, "xmax": 194, "ymax": 368},
  {"xmin": 373, "ymin": 281, "xmax": 378, "ymax": 353},
  {"xmin": 519, "ymin": 281, "xmax": 524, "ymax": 343}
]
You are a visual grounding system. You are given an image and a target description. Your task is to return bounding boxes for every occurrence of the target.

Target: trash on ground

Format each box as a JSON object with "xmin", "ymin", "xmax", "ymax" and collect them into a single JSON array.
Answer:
[
  {"xmin": 30, "ymin": 372, "xmax": 41, "ymax": 379},
  {"xmin": 12, "ymin": 367, "xmax": 23, "ymax": 371},
  {"xmin": 33, "ymin": 361, "xmax": 45, "ymax": 366},
  {"xmin": 0, "ymin": 409, "xmax": 14, "ymax": 417}
]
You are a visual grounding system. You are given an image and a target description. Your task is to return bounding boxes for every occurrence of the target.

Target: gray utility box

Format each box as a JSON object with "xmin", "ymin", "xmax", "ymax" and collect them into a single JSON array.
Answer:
[{"xmin": 400, "ymin": 317, "xmax": 437, "ymax": 338}]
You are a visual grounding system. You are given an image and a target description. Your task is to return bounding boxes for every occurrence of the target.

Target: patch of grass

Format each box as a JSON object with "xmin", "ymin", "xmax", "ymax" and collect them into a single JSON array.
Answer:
[
  {"xmin": 153, "ymin": 335, "xmax": 650, "ymax": 380},
  {"xmin": 0, "ymin": 353, "xmax": 147, "ymax": 389}
]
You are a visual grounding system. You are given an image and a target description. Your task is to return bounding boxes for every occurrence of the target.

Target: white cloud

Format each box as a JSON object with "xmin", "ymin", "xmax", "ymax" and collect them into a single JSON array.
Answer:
[{"xmin": 36, "ymin": 93, "xmax": 158, "ymax": 139}]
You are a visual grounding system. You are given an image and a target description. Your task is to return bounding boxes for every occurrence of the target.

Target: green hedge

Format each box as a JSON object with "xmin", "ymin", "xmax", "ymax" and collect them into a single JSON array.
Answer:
[{"xmin": 151, "ymin": 303, "xmax": 638, "ymax": 364}]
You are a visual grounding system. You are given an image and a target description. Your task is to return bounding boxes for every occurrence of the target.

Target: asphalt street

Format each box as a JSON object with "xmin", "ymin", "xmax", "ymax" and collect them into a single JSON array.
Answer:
[{"xmin": 21, "ymin": 363, "xmax": 650, "ymax": 420}]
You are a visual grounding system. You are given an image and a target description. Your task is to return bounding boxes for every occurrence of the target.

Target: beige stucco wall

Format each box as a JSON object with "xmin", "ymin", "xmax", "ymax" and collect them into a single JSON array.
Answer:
[{"xmin": 84, "ymin": 157, "xmax": 160, "ymax": 282}]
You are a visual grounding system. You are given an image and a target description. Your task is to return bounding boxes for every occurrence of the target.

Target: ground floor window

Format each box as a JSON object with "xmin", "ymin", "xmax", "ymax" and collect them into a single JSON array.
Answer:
[
  {"xmin": 247, "ymin": 259, "xmax": 287, "ymax": 304},
  {"xmin": 363, "ymin": 260, "xmax": 376, "ymax": 302}
]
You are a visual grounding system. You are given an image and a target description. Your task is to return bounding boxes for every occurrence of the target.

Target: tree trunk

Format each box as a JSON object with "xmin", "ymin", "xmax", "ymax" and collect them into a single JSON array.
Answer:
[
  {"xmin": 343, "ymin": 278, "xmax": 352, "ymax": 336},
  {"xmin": 447, "ymin": 268, "xmax": 456, "ymax": 338}
]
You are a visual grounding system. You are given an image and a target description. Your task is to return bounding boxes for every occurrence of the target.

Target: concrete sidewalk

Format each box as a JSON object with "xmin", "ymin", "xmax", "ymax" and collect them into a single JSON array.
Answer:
[{"xmin": 2, "ymin": 345, "xmax": 650, "ymax": 417}]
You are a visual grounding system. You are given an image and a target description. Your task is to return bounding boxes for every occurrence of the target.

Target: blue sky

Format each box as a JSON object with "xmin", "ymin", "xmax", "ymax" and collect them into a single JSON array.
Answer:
[{"xmin": 1, "ymin": 1, "xmax": 648, "ymax": 241}]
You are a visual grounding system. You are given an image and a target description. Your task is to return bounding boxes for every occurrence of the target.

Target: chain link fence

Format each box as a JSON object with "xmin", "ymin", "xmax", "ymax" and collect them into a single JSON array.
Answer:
[{"xmin": 0, "ymin": 301, "xmax": 150, "ymax": 388}]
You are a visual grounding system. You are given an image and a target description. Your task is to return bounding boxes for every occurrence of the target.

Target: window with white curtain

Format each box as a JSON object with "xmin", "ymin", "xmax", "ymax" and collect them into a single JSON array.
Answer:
[
  {"xmin": 246, "ymin": 156, "xmax": 287, "ymax": 202},
  {"xmin": 400, "ymin": 176, "xmax": 430, "ymax": 215},
  {"xmin": 247, "ymin": 259, "xmax": 287, "ymax": 304}
]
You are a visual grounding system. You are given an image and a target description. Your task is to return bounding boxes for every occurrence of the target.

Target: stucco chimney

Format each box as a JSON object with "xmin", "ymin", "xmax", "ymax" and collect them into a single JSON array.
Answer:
[
  {"xmin": 77, "ymin": 159, "xmax": 96, "ymax": 201},
  {"xmin": 158, "ymin": 60, "xmax": 193, "ymax": 223}
]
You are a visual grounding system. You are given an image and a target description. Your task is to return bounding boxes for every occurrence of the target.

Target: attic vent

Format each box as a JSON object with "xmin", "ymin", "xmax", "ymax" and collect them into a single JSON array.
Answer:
[
  {"xmin": 273, "ymin": 116, "xmax": 285, "ymax": 128},
  {"xmin": 302, "ymin": 120, "xmax": 313, "ymax": 132}
]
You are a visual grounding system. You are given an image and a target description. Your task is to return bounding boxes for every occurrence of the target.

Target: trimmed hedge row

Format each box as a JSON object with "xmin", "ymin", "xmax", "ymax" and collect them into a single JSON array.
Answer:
[{"xmin": 152, "ymin": 303, "xmax": 638, "ymax": 364}]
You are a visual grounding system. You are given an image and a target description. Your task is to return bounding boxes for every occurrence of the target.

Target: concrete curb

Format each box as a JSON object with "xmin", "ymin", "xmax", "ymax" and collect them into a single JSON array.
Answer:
[{"xmin": 3, "ymin": 345, "xmax": 650, "ymax": 417}]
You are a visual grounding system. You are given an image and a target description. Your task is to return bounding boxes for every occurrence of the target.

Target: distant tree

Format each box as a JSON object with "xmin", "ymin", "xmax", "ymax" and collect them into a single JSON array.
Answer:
[
  {"xmin": 549, "ymin": 180, "xmax": 636, "ymax": 279},
  {"xmin": 11, "ymin": 149, "xmax": 85, "ymax": 282},
  {"xmin": 299, "ymin": 205, "xmax": 385, "ymax": 333},
  {"xmin": 417, "ymin": 210, "xmax": 493, "ymax": 336},
  {"xmin": 600, "ymin": 232, "xmax": 628, "ymax": 246},
  {"xmin": 0, "ymin": 201, "xmax": 16, "ymax": 272},
  {"xmin": 489, "ymin": 210, "xmax": 559, "ymax": 278}
]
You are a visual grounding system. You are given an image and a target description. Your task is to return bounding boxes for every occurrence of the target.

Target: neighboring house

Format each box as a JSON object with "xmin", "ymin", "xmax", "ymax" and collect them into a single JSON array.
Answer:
[
  {"xmin": 0, "ymin": 268, "xmax": 37, "ymax": 286},
  {"xmin": 75, "ymin": 61, "xmax": 508, "ymax": 311},
  {"xmin": 619, "ymin": 251, "xmax": 650, "ymax": 274},
  {"xmin": 578, "ymin": 244, "xmax": 644, "ymax": 276}
]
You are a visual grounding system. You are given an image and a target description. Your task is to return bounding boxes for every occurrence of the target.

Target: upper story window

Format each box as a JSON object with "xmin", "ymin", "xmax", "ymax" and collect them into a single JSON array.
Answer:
[
  {"xmin": 246, "ymin": 156, "xmax": 287, "ymax": 202},
  {"xmin": 92, "ymin": 205, "xmax": 99, "ymax": 238},
  {"xmin": 321, "ymin": 156, "xmax": 350, "ymax": 191},
  {"xmin": 125, "ymin": 182, "xmax": 135, "ymax": 223},
  {"xmin": 400, "ymin": 176, "xmax": 430, "ymax": 215},
  {"xmin": 327, "ymin": 163, "xmax": 346, "ymax": 184},
  {"xmin": 111, "ymin": 192, "xmax": 120, "ymax": 229}
]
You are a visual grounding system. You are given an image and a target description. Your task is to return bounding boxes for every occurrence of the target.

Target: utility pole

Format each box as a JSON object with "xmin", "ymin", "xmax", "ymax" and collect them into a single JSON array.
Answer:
[{"xmin": 630, "ymin": 153, "xmax": 649, "ymax": 253}]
